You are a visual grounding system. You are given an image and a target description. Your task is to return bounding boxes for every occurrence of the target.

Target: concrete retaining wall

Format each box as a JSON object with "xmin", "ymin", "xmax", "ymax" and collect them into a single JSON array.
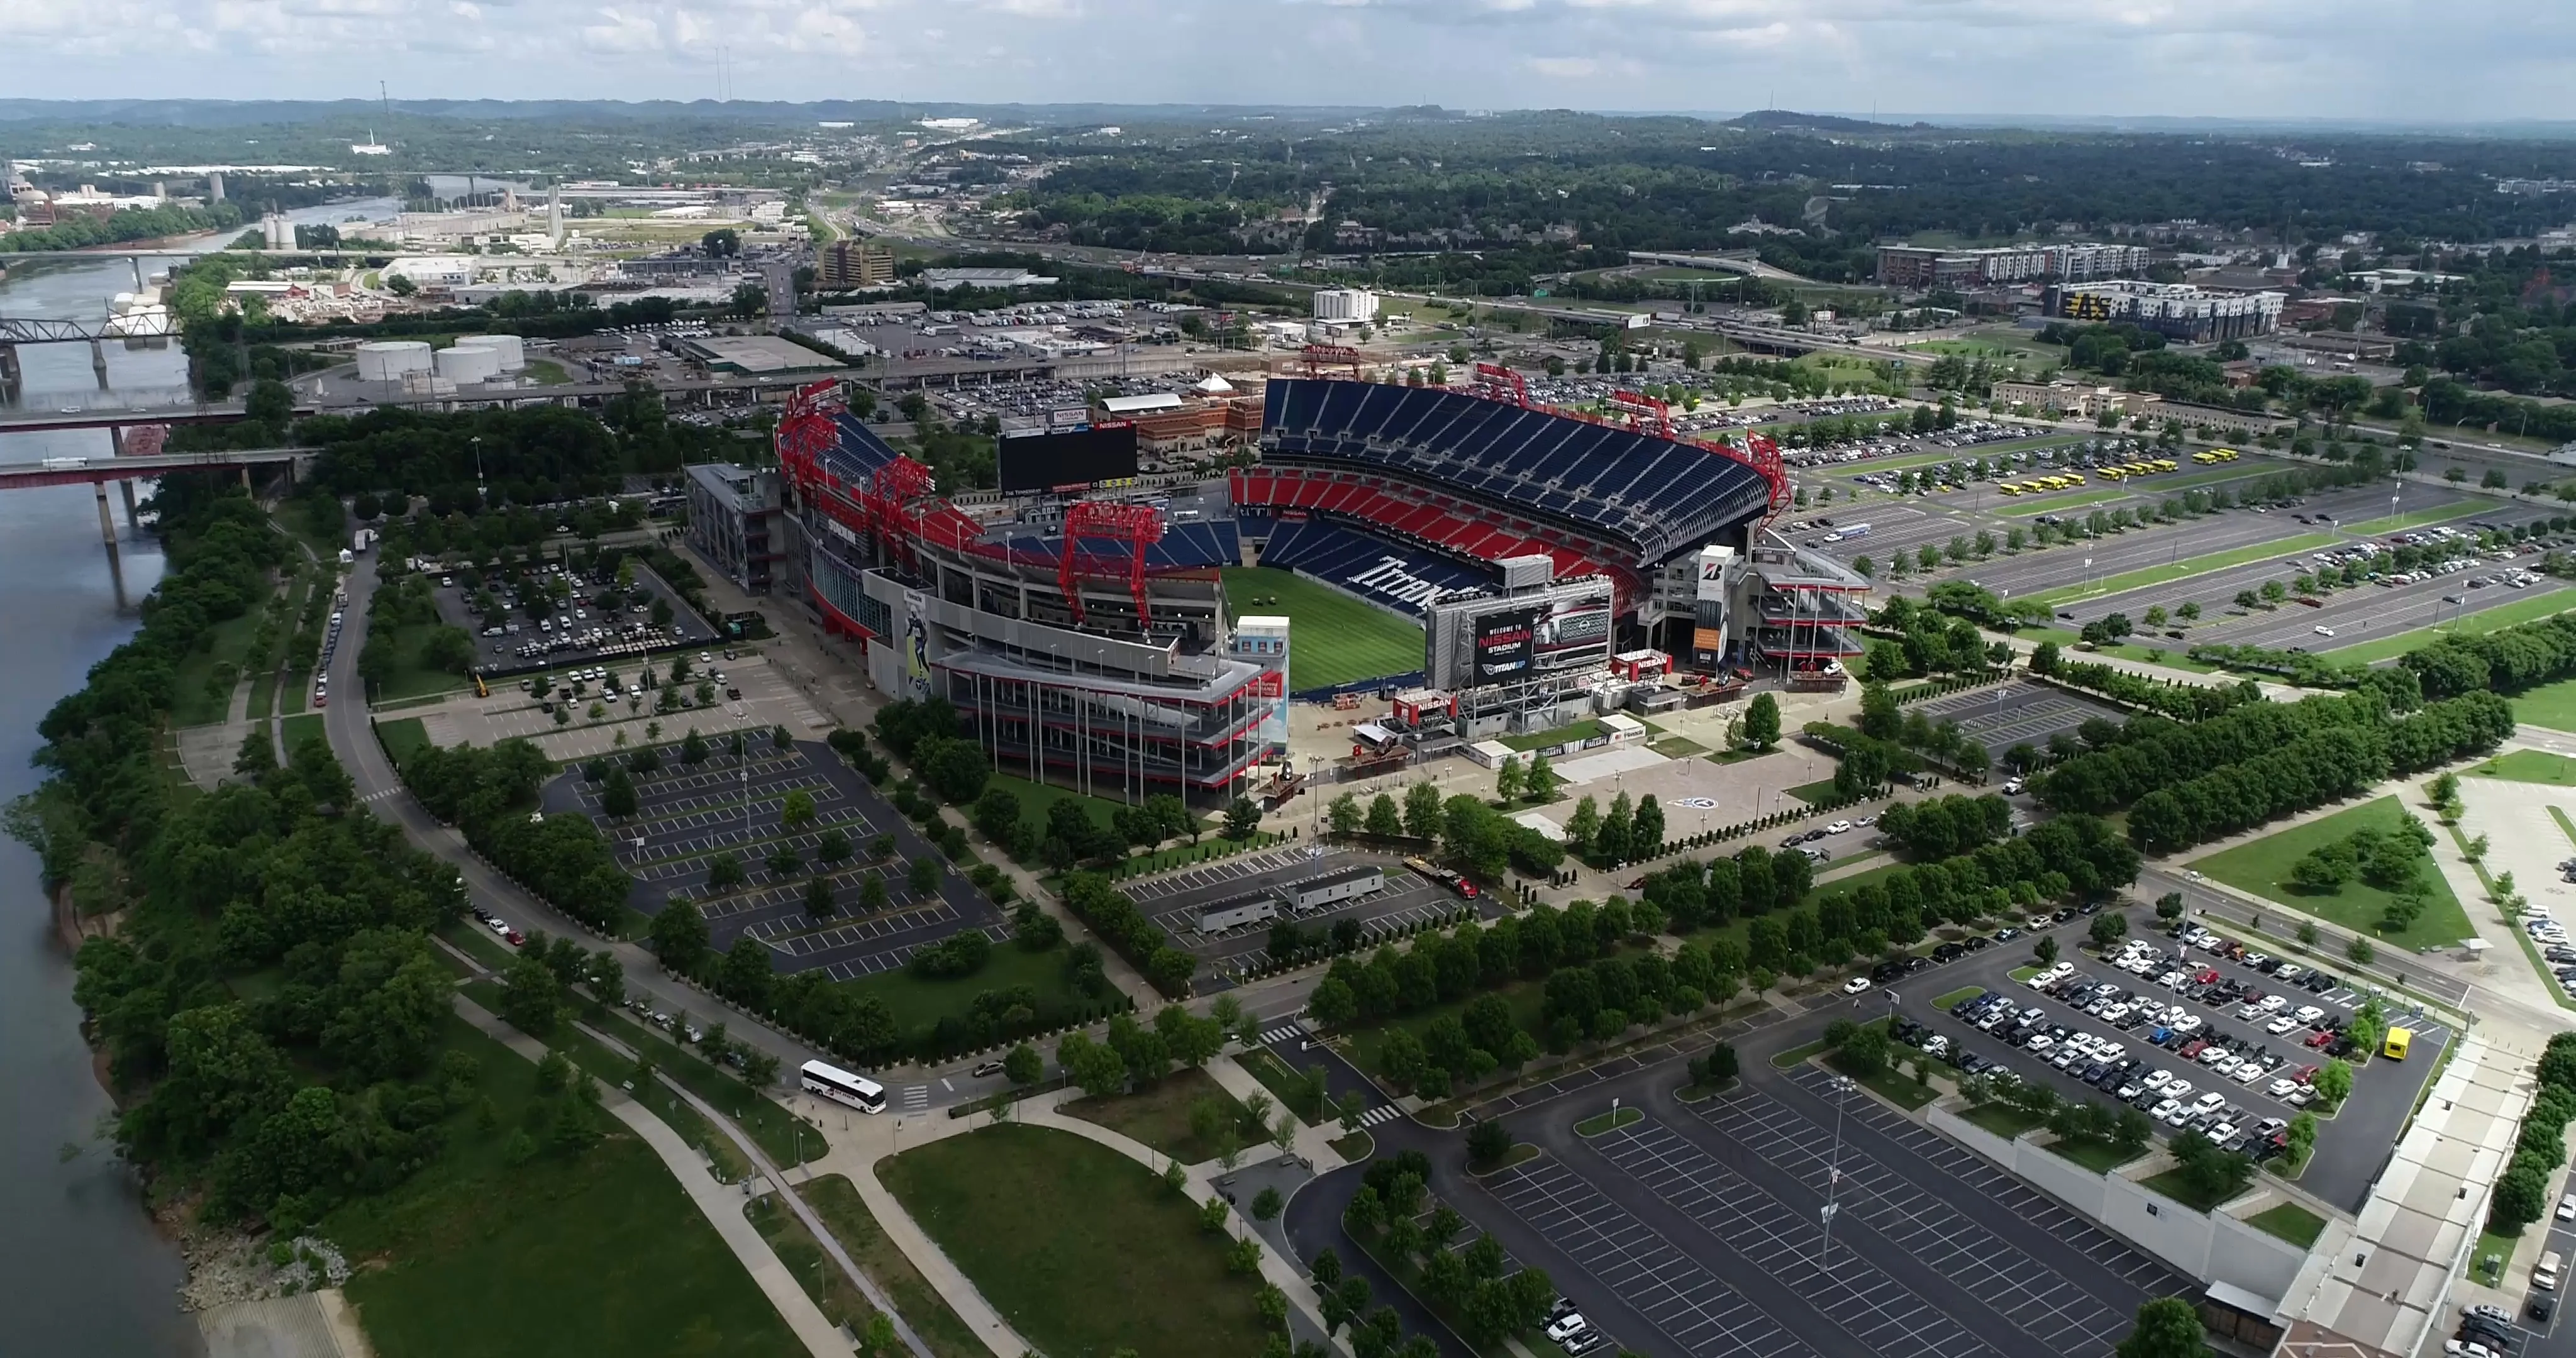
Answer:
[{"xmin": 1926, "ymin": 1103, "xmax": 2307, "ymax": 1301}]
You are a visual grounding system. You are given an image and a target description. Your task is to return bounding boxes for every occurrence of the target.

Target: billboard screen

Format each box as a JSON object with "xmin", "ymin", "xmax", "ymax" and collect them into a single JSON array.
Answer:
[
  {"xmin": 1473, "ymin": 609, "xmax": 1538, "ymax": 682},
  {"xmin": 1530, "ymin": 593, "xmax": 1612, "ymax": 667},
  {"xmin": 997, "ymin": 423, "xmax": 1140, "ymax": 492}
]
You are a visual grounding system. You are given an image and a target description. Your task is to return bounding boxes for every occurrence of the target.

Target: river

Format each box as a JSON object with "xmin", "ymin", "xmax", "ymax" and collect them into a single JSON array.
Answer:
[{"xmin": 0, "ymin": 198, "xmax": 392, "ymax": 1357}]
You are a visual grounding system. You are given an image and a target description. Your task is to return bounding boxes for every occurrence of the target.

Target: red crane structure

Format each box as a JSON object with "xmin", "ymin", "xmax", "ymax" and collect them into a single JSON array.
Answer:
[{"xmin": 1058, "ymin": 499, "xmax": 1165, "ymax": 627}]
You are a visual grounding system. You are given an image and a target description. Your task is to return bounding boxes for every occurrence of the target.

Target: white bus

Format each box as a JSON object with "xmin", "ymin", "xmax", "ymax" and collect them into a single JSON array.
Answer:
[{"xmin": 800, "ymin": 1059, "xmax": 887, "ymax": 1113}]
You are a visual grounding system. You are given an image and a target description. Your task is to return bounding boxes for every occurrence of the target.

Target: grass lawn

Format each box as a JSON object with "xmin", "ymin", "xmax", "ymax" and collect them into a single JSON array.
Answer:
[
  {"xmin": 1058, "ymin": 1066, "xmax": 1267, "ymax": 1164},
  {"xmin": 984, "ymin": 771, "xmax": 1128, "ymax": 846},
  {"xmin": 375, "ymin": 621, "xmax": 474, "ymax": 703},
  {"xmin": 2008, "ymin": 964, "xmax": 2041, "ymax": 981},
  {"xmin": 377, "ymin": 716, "xmax": 433, "ymax": 770},
  {"xmin": 328, "ymin": 1017, "xmax": 798, "ymax": 1358},
  {"xmin": 2472, "ymin": 1228, "xmax": 2522, "ymax": 1284},
  {"xmin": 2468, "ymin": 750, "xmax": 2576, "ymax": 787},
  {"xmin": 800, "ymin": 1176, "xmax": 988, "ymax": 1358},
  {"xmin": 1221, "ymin": 566, "xmax": 1424, "ymax": 692},
  {"xmin": 1649, "ymin": 735, "xmax": 1709, "ymax": 758},
  {"xmin": 1785, "ymin": 778, "xmax": 1843, "ymax": 805},
  {"xmin": 1801, "ymin": 859, "xmax": 1907, "ymax": 908},
  {"xmin": 2025, "ymin": 534, "xmax": 2343, "ymax": 607},
  {"xmin": 745, "ymin": 1193, "xmax": 874, "ymax": 1330},
  {"xmin": 2189, "ymin": 795, "xmax": 2475, "ymax": 951},
  {"xmin": 581, "ymin": 1007, "xmax": 824, "ymax": 1167},
  {"xmin": 170, "ymin": 608, "xmax": 265, "ymax": 727},
  {"xmin": 1835, "ymin": 1054, "xmax": 1937, "ymax": 1110},
  {"xmin": 877, "ymin": 1124, "xmax": 1275, "ymax": 1358},
  {"xmin": 1342, "ymin": 977, "xmax": 1549, "ymax": 1079},
  {"xmin": 1933, "ymin": 986, "xmax": 1985, "ymax": 1010},
  {"xmin": 248, "ymin": 671, "xmax": 277, "ymax": 720},
  {"xmin": 2324, "ymin": 588, "xmax": 2576, "ymax": 664},
  {"xmin": 2511, "ymin": 675, "xmax": 2576, "ymax": 736},
  {"xmin": 2139, "ymin": 1168, "xmax": 2241, "ymax": 1213},
  {"xmin": 2247, "ymin": 1201, "xmax": 2328, "ymax": 1248},
  {"xmin": 843, "ymin": 941, "xmax": 1095, "ymax": 1037},
  {"xmin": 2045, "ymin": 1137, "xmax": 2144, "ymax": 1174},
  {"xmin": 524, "ymin": 358, "xmax": 573, "ymax": 385},
  {"xmin": 281, "ymin": 712, "xmax": 326, "ymax": 754},
  {"xmin": 1240, "ymin": 1046, "xmax": 1330, "ymax": 1123},
  {"xmin": 436, "ymin": 917, "xmax": 519, "ymax": 973},
  {"xmin": 1962, "ymin": 1105, "xmax": 2046, "ymax": 1139},
  {"xmin": 1500, "ymin": 718, "xmax": 1605, "ymax": 752},
  {"xmin": 1575, "ymin": 1107, "xmax": 1643, "ymax": 1137},
  {"xmin": 2341, "ymin": 502, "xmax": 2476, "ymax": 535}
]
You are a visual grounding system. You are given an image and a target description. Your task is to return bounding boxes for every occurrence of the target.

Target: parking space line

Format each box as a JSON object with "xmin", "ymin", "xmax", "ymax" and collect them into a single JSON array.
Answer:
[
  {"xmin": 1587, "ymin": 1118, "xmax": 2006, "ymax": 1358},
  {"xmin": 1483, "ymin": 1156, "xmax": 1825, "ymax": 1358}
]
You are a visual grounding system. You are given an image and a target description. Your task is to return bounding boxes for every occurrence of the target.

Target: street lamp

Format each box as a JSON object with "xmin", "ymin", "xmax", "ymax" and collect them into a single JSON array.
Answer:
[{"xmin": 1819, "ymin": 1074, "xmax": 1855, "ymax": 1271}]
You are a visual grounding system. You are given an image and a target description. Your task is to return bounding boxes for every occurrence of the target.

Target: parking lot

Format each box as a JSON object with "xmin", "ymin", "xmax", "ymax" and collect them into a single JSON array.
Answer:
[
  {"xmin": 1124, "ymin": 846, "xmax": 1494, "ymax": 972},
  {"xmin": 423, "ymin": 556, "xmax": 721, "ymax": 676},
  {"xmin": 1465, "ymin": 1049, "xmax": 2191, "ymax": 1358},
  {"xmin": 1915, "ymin": 681, "xmax": 2128, "ymax": 758},
  {"xmin": 538, "ymin": 736, "xmax": 1002, "ymax": 979},
  {"xmin": 1890, "ymin": 908, "xmax": 2448, "ymax": 1211}
]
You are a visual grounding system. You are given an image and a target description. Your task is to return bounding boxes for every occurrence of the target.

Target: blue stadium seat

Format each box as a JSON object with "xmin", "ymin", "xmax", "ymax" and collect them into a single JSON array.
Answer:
[
  {"xmin": 1259, "ymin": 379, "xmax": 1770, "ymax": 563},
  {"xmin": 1250, "ymin": 517, "xmax": 1493, "ymax": 616}
]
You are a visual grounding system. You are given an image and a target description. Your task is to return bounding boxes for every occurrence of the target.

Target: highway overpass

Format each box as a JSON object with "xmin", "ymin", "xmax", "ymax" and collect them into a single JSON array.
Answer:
[{"xmin": 0, "ymin": 446, "xmax": 313, "ymax": 493}]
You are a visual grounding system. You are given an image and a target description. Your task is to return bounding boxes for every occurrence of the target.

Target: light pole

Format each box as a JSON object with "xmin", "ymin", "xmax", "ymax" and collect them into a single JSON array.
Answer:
[{"xmin": 1819, "ymin": 1074, "xmax": 1855, "ymax": 1272}]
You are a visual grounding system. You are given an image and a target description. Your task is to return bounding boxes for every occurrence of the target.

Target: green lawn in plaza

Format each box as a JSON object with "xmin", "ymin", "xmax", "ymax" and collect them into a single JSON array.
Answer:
[{"xmin": 2187, "ymin": 795, "xmax": 2474, "ymax": 951}]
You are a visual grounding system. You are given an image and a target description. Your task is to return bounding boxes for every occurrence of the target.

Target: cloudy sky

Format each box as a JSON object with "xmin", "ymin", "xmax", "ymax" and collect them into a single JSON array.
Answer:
[{"xmin": 3, "ymin": 0, "xmax": 2568, "ymax": 122}]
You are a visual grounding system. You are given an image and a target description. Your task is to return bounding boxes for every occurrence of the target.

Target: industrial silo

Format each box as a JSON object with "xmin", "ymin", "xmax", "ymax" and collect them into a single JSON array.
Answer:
[
  {"xmin": 452, "ymin": 333, "xmax": 526, "ymax": 372},
  {"xmin": 434, "ymin": 343, "xmax": 502, "ymax": 385},
  {"xmin": 354, "ymin": 340, "xmax": 434, "ymax": 382}
]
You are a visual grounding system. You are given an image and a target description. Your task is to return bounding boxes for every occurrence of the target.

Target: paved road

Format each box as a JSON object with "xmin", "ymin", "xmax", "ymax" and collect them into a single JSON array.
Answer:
[{"xmin": 323, "ymin": 553, "xmax": 827, "ymax": 1076}]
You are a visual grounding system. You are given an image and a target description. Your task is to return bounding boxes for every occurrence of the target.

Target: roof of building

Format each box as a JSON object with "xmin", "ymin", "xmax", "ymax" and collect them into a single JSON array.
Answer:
[
  {"xmin": 676, "ymin": 334, "xmax": 846, "ymax": 375},
  {"xmin": 1101, "ymin": 392, "xmax": 1187, "ymax": 416}
]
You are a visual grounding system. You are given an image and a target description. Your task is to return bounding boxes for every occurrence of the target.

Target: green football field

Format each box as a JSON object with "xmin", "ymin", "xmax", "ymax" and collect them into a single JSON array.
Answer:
[{"xmin": 1221, "ymin": 566, "xmax": 1426, "ymax": 692}]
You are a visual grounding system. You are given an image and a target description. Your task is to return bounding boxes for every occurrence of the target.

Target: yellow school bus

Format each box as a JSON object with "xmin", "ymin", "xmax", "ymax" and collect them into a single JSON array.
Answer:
[
  {"xmin": 2383, "ymin": 1027, "xmax": 2412, "ymax": 1060},
  {"xmin": 1999, "ymin": 482, "xmax": 2024, "ymax": 495}
]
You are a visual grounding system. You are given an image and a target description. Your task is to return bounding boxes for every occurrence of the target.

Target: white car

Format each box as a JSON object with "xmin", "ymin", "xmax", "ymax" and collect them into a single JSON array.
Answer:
[
  {"xmin": 1843, "ymin": 977, "xmax": 1873, "ymax": 995},
  {"xmin": 2558, "ymin": 1195, "xmax": 2576, "ymax": 1223},
  {"xmin": 2231, "ymin": 1063, "xmax": 2265, "ymax": 1085},
  {"xmin": 2144, "ymin": 1069, "xmax": 2177, "ymax": 1093},
  {"xmin": 2163, "ymin": 1079, "xmax": 2194, "ymax": 1101},
  {"xmin": 2258, "ymin": 995, "xmax": 2289, "ymax": 1013},
  {"xmin": 2194, "ymin": 1091, "xmax": 2228, "ymax": 1113},
  {"xmin": 2265, "ymin": 1016, "xmax": 2301, "ymax": 1035},
  {"xmin": 2274, "ymin": 964, "xmax": 2305, "ymax": 983},
  {"xmin": 2268, "ymin": 1078, "xmax": 2301, "ymax": 1099},
  {"xmin": 1546, "ymin": 1315, "xmax": 1591, "ymax": 1344},
  {"xmin": 1825, "ymin": 820, "xmax": 1853, "ymax": 835},
  {"xmin": 2293, "ymin": 1006, "xmax": 2325, "ymax": 1024},
  {"xmin": 2152, "ymin": 1098, "xmax": 2185, "ymax": 1125}
]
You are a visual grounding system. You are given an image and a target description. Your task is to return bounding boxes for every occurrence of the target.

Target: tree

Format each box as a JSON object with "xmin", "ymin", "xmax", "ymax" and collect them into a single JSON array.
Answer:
[
  {"xmin": 780, "ymin": 789, "xmax": 818, "ymax": 831},
  {"xmin": 499, "ymin": 952, "xmax": 563, "ymax": 1035},
  {"xmin": 2035, "ymin": 936, "xmax": 2060, "ymax": 966},
  {"xmin": 2312, "ymin": 1058, "xmax": 2354, "ymax": 1107},
  {"xmin": 1329, "ymin": 792, "xmax": 1363, "ymax": 837},
  {"xmin": 2114, "ymin": 1297, "xmax": 2211, "ymax": 1358},
  {"xmin": 601, "ymin": 765, "xmax": 638, "ymax": 819},
  {"xmin": 650, "ymin": 899, "xmax": 710, "ymax": 972},
  {"xmin": 1002, "ymin": 1042, "xmax": 1043, "ymax": 1086},
  {"xmin": 1523, "ymin": 752, "xmax": 1556, "ymax": 802},
  {"xmin": 909, "ymin": 857, "xmax": 942, "ymax": 896},
  {"xmin": 1402, "ymin": 781, "xmax": 1445, "ymax": 841},
  {"xmin": 1467, "ymin": 1117, "xmax": 1512, "ymax": 1166},
  {"xmin": 804, "ymin": 874, "xmax": 837, "ymax": 921},
  {"xmin": 1365, "ymin": 795, "xmax": 1404, "ymax": 839},
  {"xmin": 1495, "ymin": 754, "xmax": 1523, "ymax": 803},
  {"xmin": 1224, "ymin": 797, "xmax": 1262, "ymax": 840},
  {"xmin": 1744, "ymin": 692, "xmax": 1782, "ymax": 749},
  {"xmin": 706, "ymin": 852, "xmax": 747, "ymax": 892}
]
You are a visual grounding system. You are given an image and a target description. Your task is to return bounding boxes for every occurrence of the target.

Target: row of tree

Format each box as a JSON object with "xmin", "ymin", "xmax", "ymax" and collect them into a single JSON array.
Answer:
[
  {"xmin": 2402, "ymin": 612, "xmax": 2576, "ymax": 702},
  {"xmin": 2026, "ymin": 647, "xmax": 2269, "ymax": 724},
  {"xmin": 19, "ymin": 482, "xmax": 564, "ymax": 1234},
  {"xmin": 2126, "ymin": 693, "xmax": 2514, "ymax": 854},
  {"xmin": 2035, "ymin": 689, "xmax": 2398, "ymax": 816},
  {"xmin": 2491, "ymin": 1033, "xmax": 2576, "ymax": 1233},
  {"xmin": 400, "ymin": 737, "xmax": 633, "ymax": 930}
]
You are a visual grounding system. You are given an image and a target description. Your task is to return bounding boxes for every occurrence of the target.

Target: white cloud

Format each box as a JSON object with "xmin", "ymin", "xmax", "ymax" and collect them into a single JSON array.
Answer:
[{"xmin": 0, "ymin": 0, "xmax": 2565, "ymax": 119}]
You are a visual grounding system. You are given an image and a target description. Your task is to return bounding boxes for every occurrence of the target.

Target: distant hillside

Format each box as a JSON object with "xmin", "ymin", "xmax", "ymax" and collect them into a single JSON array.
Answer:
[{"xmin": 1728, "ymin": 109, "xmax": 1931, "ymax": 134}]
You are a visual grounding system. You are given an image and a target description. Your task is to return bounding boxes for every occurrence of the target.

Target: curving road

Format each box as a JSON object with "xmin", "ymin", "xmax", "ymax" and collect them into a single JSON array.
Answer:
[{"xmin": 321, "ymin": 553, "xmax": 824, "ymax": 1074}]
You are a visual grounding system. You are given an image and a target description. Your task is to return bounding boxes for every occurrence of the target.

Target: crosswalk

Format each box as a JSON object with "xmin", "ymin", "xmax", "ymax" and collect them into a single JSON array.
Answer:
[
  {"xmin": 358, "ymin": 786, "xmax": 402, "ymax": 803},
  {"xmin": 1353, "ymin": 1104, "xmax": 1404, "ymax": 1129},
  {"xmin": 901, "ymin": 1085, "xmax": 930, "ymax": 1112},
  {"xmin": 1259, "ymin": 1024, "xmax": 1306, "ymax": 1046}
]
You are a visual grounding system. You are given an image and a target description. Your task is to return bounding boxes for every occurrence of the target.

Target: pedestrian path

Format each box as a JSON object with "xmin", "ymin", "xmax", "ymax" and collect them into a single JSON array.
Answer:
[
  {"xmin": 1352, "ymin": 1104, "xmax": 1404, "ymax": 1129},
  {"xmin": 900, "ymin": 1084, "xmax": 931, "ymax": 1112},
  {"xmin": 447, "ymin": 995, "xmax": 847, "ymax": 1358},
  {"xmin": 1260, "ymin": 1023, "xmax": 1307, "ymax": 1046}
]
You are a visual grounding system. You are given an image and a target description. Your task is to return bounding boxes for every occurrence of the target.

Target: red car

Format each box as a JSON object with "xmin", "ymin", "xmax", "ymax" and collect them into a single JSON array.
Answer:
[
  {"xmin": 2194, "ymin": 968, "xmax": 2220, "ymax": 984},
  {"xmin": 2304, "ymin": 1030, "xmax": 2334, "ymax": 1049},
  {"xmin": 2292, "ymin": 1064, "xmax": 2318, "ymax": 1085},
  {"xmin": 2179, "ymin": 1039, "xmax": 2209, "ymax": 1060},
  {"xmin": 504, "ymin": 929, "xmax": 525, "ymax": 946}
]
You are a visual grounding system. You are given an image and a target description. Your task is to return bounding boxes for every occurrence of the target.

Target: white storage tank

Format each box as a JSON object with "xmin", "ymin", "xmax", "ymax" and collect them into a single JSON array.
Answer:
[
  {"xmin": 434, "ymin": 343, "xmax": 501, "ymax": 385},
  {"xmin": 353, "ymin": 340, "xmax": 433, "ymax": 382},
  {"xmin": 453, "ymin": 333, "xmax": 525, "ymax": 372}
]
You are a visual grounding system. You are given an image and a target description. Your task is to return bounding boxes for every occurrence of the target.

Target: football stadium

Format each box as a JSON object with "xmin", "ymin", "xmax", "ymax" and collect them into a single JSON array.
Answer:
[{"xmin": 774, "ymin": 358, "xmax": 1867, "ymax": 802}]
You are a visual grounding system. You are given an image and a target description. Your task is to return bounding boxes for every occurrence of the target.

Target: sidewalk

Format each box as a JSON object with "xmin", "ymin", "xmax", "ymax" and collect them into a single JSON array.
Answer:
[
  {"xmin": 1202, "ymin": 1051, "xmax": 1358, "ymax": 1169},
  {"xmin": 447, "ymin": 996, "xmax": 850, "ymax": 1358}
]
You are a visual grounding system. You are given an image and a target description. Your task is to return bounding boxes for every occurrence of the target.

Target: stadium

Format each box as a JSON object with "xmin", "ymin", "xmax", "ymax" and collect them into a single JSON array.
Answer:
[{"xmin": 774, "ymin": 355, "xmax": 1867, "ymax": 802}]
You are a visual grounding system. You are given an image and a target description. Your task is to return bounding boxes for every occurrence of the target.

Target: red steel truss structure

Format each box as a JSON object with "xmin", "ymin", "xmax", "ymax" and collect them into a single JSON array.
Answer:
[{"xmin": 1058, "ymin": 499, "xmax": 1166, "ymax": 626}]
